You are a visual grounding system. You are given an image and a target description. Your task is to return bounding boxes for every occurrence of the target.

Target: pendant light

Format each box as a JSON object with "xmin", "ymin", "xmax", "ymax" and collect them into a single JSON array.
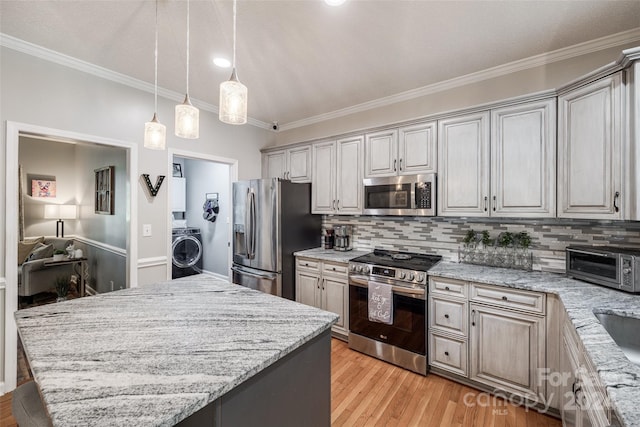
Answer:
[
  {"xmin": 144, "ymin": 0, "xmax": 166, "ymax": 150},
  {"xmin": 219, "ymin": 0, "xmax": 247, "ymax": 125},
  {"xmin": 175, "ymin": 0, "xmax": 199, "ymax": 139}
]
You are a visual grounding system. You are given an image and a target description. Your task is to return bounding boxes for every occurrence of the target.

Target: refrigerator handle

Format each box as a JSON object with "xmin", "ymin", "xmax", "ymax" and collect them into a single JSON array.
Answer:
[
  {"xmin": 249, "ymin": 190, "xmax": 257, "ymax": 259},
  {"xmin": 245, "ymin": 189, "xmax": 253, "ymax": 259}
]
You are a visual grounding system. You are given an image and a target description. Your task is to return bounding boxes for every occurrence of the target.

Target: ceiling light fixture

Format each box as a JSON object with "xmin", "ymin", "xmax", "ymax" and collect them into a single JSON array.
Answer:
[
  {"xmin": 324, "ymin": 0, "xmax": 347, "ymax": 6},
  {"xmin": 175, "ymin": 0, "xmax": 199, "ymax": 139},
  {"xmin": 144, "ymin": 0, "xmax": 166, "ymax": 150},
  {"xmin": 219, "ymin": 0, "xmax": 247, "ymax": 125}
]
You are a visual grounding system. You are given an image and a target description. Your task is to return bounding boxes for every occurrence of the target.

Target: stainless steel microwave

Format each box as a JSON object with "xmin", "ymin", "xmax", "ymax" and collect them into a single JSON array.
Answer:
[
  {"xmin": 363, "ymin": 174, "xmax": 436, "ymax": 216},
  {"xmin": 566, "ymin": 245, "xmax": 640, "ymax": 293}
]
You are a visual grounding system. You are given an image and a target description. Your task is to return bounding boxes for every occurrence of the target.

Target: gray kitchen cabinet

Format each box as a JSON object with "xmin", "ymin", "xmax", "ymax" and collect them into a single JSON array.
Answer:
[
  {"xmin": 311, "ymin": 136, "xmax": 363, "ymax": 214},
  {"xmin": 295, "ymin": 257, "xmax": 349, "ymax": 339},
  {"xmin": 438, "ymin": 111, "xmax": 491, "ymax": 216},
  {"xmin": 557, "ymin": 71, "xmax": 623, "ymax": 219},
  {"xmin": 364, "ymin": 122, "xmax": 436, "ymax": 178},
  {"xmin": 559, "ymin": 318, "xmax": 611, "ymax": 427},
  {"xmin": 438, "ymin": 98, "xmax": 556, "ymax": 218},
  {"xmin": 262, "ymin": 144, "xmax": 312, "ymax": 183},
  {"xmin": 429, "ymin": 276, "xmax": 547, "ymax": 405}
]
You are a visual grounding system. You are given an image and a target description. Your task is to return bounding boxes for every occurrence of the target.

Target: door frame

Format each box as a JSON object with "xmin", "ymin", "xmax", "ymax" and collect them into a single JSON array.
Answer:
[
  {"xmin": 3, "ymin": 121, "xmax": 138, "ymax": 394},
  {"xmin": 167, "ymin": 148, "xmax": 238, "ymax": 280}
]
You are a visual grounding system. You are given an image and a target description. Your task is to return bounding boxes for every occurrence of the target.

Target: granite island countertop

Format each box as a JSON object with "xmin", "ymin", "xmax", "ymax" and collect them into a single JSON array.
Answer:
[
  {"xmin": 430, "ymin": 261, "xmax": 640, "ymax": 427},
  {"xmin": 15, "ymin": 276, "xmax": 338, "ymax": 427}
]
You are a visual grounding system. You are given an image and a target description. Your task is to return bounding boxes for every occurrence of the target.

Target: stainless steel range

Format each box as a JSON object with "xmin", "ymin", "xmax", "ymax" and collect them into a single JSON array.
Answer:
[{"xmin": 348, "ymin": 249, "xmax": 442, "ymax": 375}]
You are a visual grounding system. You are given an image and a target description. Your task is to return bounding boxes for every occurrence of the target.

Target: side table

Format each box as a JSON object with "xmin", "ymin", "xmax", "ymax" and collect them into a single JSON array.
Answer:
[{"xmin": 43, "ymin": 257, "xmax": 89, "ymax": 296}]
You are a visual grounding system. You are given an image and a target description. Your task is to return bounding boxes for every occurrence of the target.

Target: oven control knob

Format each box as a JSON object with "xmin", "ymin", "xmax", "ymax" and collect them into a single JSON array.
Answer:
[
  {"xmin": 363, "ymin": 266, "xmax": 371, "ymax": 274},
  {"xmin": 399, "ymin": 271, "xmax": 406, "ymax": 279},
  {"xmin": 417, "ymin": 273, "xmax": 425, "ymax": 282},
  {"xmin": 356, "ymin": 265, "xmax": 363, "ymax": 273},
  {"xmin": 623, "ymin": 267, "xmax": 632, "ymax": 275},
  {"xmin": 349, "ymin": 264, "xmax": 356, "ymax": 272},
  {"xmin": 407, "ymin": 273, "xmax": 415, "ymax": 281}
]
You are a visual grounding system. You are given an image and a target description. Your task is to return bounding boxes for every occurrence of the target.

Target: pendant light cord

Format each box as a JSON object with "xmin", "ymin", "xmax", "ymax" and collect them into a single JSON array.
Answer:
[
  {"xmin": 232, "ymin": 0, "xmax": 237, "ymax": 69},
  {"xmin": 154, "ymin": 0, "xmax": 159, "ymax": 113},
  {"xmin": 186, "ymin": 0, "xmax": 190, "ymax": 94}
]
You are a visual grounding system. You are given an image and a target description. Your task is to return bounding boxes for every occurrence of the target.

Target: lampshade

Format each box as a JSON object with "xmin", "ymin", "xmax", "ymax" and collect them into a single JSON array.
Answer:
[
  {"xmin": 44, "ymin": 204, "xmax": 77, "ymax": 219},
  {"xmin": 219, "ymin": 68, "xmax": 248, "ymax": 125},
  {"xmin": 144, "ymin": 113, "xmax": 167, "ymax": 150},
  {"xmin": 175, "ymin": 95, "xmax": 199, "ymax": 139}
]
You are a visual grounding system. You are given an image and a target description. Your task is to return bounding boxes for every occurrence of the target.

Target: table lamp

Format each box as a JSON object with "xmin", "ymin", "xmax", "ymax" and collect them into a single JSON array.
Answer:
[{"xmin": 44, "ymin": 204, "xmax": 77, "ymax": 238}]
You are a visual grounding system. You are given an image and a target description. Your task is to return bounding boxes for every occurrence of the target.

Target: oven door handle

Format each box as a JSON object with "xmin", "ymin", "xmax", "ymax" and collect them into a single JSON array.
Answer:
[
  {"xmin": 349, "ymin": 275, "xmax": 426, "ymax": 299},
  {"xmin": 568, "ymin": 248, "xmax": 615, "ymax": 258}
]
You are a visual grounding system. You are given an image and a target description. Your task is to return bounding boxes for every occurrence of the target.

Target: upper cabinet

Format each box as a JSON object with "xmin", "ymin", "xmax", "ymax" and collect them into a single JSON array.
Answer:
[
  {"xmin": 557, "ymin": 72, "xmax": 623, "ymax": 219},
  {"xmin": 364, "ymin": 122, "xmax": 436, "ymax": 178},
  {"xmin": 438, "ymin": 111, "xmax": 491, "ymax": 216},
  {"xmin": 172, "ymin": 177, "xmax": 186, "ymax": 212},
  {"xmin": 312, "ymin": 136, "xmax": 363, "ymax": 214},
  {"xmin": 438, "ymin": 99, "xmax": 556, "ymax": 218},
  {"xmin": 262, "ymin": 144, "xmax": 312, "ymax": 183}
]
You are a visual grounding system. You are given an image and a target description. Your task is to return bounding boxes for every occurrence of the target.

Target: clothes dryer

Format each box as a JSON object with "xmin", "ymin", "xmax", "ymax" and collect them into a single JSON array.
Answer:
[{"xmin": 172, "ymin": 228, "xmax": 203, "ymax": 278}]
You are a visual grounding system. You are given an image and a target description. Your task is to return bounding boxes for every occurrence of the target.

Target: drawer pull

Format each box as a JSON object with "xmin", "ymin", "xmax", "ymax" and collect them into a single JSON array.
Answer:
[
  {"xmin": 445, "ymin": 286, "xmax": 450, "ymax": 291},
  {"xmin": 471, "ymin": 309, "xmax": 476, "ymax": 326},
  {"xmin": 501, "ymin": 296, "xmax": 508, "ymax": 301},
  {"xmin": 380, "ymin": 334, "xmax": 388, "ymax": 340},
  {"xmin": 444, "ymin": 351, "xmax": 449, "ymax": 356},
  {"xmin": 332, "ymin": 267, "xmax": 336, "ymax": 271},
  {"xmin": 444, "ymin": 314, "xmax": 450, "ymax": 319}
]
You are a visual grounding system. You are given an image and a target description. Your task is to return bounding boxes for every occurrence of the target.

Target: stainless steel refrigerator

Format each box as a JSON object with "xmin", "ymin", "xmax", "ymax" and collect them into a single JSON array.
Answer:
[{"xmin": 231, "ymin": 178, "xmax": 321, "ymax": 300}]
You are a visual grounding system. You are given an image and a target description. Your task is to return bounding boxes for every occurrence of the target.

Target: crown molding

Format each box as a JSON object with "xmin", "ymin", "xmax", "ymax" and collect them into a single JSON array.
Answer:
[
  {"xmin": 280, "ymin": 27, "xmax": 640, "ymax": 131},
  {"xmin": 0, "ymin": 33, "xmax": 270, "ymax": 130}
]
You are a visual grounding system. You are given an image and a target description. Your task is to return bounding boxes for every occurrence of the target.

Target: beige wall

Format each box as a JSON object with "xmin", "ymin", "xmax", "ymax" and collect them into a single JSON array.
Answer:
[{"xmin": 273, "ymin": 42, "xmax": 639, "ymax": 147}]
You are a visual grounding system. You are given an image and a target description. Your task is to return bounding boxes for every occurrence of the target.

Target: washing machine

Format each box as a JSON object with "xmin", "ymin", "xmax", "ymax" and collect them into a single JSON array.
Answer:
[{"xmin": 172, "ymin": 228, "xmax": 203, "ymax": 278}]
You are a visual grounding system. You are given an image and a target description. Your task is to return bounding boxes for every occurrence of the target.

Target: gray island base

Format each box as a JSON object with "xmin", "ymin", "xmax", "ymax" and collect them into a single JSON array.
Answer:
[{"xmin": 15, "ymin": 277, "xmax": 338, "ymax": 427}]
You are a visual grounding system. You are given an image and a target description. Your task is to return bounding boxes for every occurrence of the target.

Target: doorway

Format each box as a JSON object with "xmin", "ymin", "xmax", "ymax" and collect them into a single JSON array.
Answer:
[
  {"xmin": 168, "ymin": 149, "xmax": 237, "ymax": 281},
  {"xmin": 4, "ymin": 121, "xmax": 138, "ymax": 394}
]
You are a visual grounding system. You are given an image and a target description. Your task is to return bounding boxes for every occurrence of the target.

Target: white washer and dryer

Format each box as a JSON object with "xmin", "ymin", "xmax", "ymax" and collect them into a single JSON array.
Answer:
[{"xmin": 172, "ymin": 227, "xmax": 203, "ymax": 278}]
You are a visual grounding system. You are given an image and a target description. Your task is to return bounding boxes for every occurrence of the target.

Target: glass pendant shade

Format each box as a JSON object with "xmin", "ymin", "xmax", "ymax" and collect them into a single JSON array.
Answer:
[
  {"xmin": 175, "ymin": 94, "xmax": 200, "ymax": 139},
  {"xmin": 219, "ymin": 68, "xmax": 248, "ymax": 125},
  {"xmin": 144, "ymin": 113, "xmax": 167, "ymax": 150}
]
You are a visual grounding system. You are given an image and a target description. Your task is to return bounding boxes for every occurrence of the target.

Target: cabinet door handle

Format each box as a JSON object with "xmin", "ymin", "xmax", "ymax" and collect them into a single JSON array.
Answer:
[
  {"xmin": 322, "ymin": 279, "xmax": 325, "ymax": 291},
  {"xmin": 399, "ymin": 158, "xmax": 403, "ymax": 171},
  {"xmin": 444, "ymin": 286, "xmax": 450, "ymax": 291},
  {"xmin": 493, "ymin": 195, "xmax": 496, "ymax": 212},
  {"xmin": 337, "ymin": 199, "xmax": 340, "ymax": 210},
  {"xmin": 483, "ymin": 196, "xmax": 488, "ymax": 212},
  {"xmin": 444, "ymin": 314, "xmax": 450, "ymax": 319},
  {"xmin": 394, "ymin": 159, "xmax": 397, "ymax": 172},
  {"xmin": 614, "ymin": 191, "xmax": 620, "ymax": 213},
  {"xmin": 471, "ymin": 309, "xmax": 476, "ymax": 326},
  {"xmin": 316, "ymin": 278, "xmax": 321, "ymax": 290},
  {"xmin": 501, "ymin": 296, "xmax": 508, "ymax": 301},
  {"xmin": 444, "ymin": 351, "xmax": 449, "ymax": 356},
  {"xmin": 332, "ymin": 200, "xmax": 336, "ymax": 210}
]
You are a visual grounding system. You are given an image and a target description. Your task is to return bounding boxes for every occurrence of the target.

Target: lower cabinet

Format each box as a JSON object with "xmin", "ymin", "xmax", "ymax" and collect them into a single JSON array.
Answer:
[
  {"xmin": 295, "ymin": 257, "xmax": 349, "ymax": 339},
  {"xmin": 428, "ymin": 276, "xmax": 547, "ymax": 405}
]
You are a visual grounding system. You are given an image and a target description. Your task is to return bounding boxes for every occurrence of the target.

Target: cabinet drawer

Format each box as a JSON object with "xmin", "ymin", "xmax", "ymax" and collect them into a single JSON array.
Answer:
[
  {"xmin": 322, "ymin": 262, "xmax": 348, "ymax": 276},
  {"xmin": 429, "ymin": 332, "xmax": 468, "ymax": 377},
  {"xmin": 470, "ymin": 283, "xmax": 545, "ymax": 314},
  {"xmin": 429, "ymin": 296, "xmax": 467, "ymax": 337},
  {"xmin": 429, "ymin": 277, "xmax": 467, "ymax": 298},
  {"xmin": 296, "ymin": 258, "xmax": 320, "ymax": 272}
]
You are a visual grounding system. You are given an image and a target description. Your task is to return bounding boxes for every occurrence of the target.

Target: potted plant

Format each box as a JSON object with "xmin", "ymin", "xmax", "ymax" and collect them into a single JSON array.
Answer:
[
  {"xmin": 54, "ymin": 276, "xmax": 70, "ymax": 302},
  {"xmin": 53, "ymin": 249, "xmax": 65, "ymax": 262}
]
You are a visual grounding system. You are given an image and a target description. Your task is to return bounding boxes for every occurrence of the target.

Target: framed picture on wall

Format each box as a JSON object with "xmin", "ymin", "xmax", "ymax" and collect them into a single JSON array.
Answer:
[
  {"xmin": 31, "ymin": 178, "xmax": 57, "ymax": 198},
  {"xmin": 95, "ymin": 166, "xmax": 114, "ymax": 215},
  {"xmin": 173, "ymin": 163, "xmax": 183, "ymax": 177}
]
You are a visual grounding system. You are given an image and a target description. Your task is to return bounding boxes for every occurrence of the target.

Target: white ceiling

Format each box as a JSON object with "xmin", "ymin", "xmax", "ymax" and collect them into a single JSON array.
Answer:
[{"xmin": 1, "ymin": 1, "xmax": 640, "ymax": 129}]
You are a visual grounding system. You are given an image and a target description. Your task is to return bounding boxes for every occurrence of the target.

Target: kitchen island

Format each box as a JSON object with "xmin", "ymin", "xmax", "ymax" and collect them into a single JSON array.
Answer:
[{"xmin": 15, "ymin": 276, "xmax": 338, "ymax": 427}]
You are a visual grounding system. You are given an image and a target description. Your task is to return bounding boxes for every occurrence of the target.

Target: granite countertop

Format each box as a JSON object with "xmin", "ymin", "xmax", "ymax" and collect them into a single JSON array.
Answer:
[
  {"xmin": 430, "ymin": 261, "xmax": 640, "ymax": 427},
  {"xmin": 15, "ymin": 276, "xmax": 338, "ymax": 427},
  {"xmin": 294, "ymin": 247, "xmax": 370, "ymax": 263}
]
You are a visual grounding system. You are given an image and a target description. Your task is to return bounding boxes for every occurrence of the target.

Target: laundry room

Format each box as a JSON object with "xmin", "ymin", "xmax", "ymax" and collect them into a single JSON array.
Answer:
[{"xmin": 171, "ymin": 156, "xmax": 230, "ymax": 280}]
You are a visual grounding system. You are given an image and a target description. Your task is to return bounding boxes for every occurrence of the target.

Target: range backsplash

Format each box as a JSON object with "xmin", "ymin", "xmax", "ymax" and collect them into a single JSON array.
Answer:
[{"xmin": 322, "ymin": 216, "xmax": 640, "ymax": 272}]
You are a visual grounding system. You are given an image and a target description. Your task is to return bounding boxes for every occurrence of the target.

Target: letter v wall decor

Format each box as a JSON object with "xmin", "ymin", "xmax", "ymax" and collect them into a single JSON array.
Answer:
[{"xmin": 142, "ymin": 174, "xmax": 165, "ymax": 197}]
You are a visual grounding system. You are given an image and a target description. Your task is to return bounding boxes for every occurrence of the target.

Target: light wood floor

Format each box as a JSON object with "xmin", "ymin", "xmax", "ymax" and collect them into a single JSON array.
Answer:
[{"xmin": 0, "ymin": 339, "xmax": 562, "ymax": 427}]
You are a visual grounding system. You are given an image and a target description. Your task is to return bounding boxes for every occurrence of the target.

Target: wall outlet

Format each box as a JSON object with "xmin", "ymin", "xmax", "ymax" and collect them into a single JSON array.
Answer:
[{"xmin": 143, "ymin": 224, "xmax": 152, "ymax": 237}]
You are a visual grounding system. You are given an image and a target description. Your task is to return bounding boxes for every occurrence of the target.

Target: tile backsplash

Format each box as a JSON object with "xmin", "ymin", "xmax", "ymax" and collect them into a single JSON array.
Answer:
[{"xmin": 322, "ymin": 216, "xmax": 640, "ymax": 272}]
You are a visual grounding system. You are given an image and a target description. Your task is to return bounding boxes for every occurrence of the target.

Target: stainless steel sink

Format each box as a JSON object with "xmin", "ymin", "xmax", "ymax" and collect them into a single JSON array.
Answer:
[{"xmin": 594, "ymin": 313, "xmax": 640, "ymax": 366}]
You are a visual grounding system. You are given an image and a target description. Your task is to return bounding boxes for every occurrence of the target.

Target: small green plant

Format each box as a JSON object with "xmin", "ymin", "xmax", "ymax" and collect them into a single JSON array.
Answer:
[
  {"xmin": 54, "ymin": 276, "xmax": 70, "ymax": 298},
  {"xmin": 497, "ymin": 232, "xmax": 514, "ymax": 247},
  {"xmin": 517, "ymin": 231, "xmax": 532, "ymax": 249},
  {"xmin": 481, "ymin": 230, "xmax": 492, "ymax": 246},
  {"xmin": 462, "ymin": 230, "xmax": 476, "ymax": 244},
  {"xmin": 53, "ymin": 249, "xmax": 65, "ymax": 255}
]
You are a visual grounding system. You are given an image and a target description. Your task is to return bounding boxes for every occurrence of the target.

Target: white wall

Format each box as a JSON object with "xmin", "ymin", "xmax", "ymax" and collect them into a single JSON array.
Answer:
[
  {"xmin": 183, "ymin": 158, "xmax": 230, "ymax": 278},
  {"xmin": 1, "ymin": 45, "xmax": 273, "ymax": 392}
]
